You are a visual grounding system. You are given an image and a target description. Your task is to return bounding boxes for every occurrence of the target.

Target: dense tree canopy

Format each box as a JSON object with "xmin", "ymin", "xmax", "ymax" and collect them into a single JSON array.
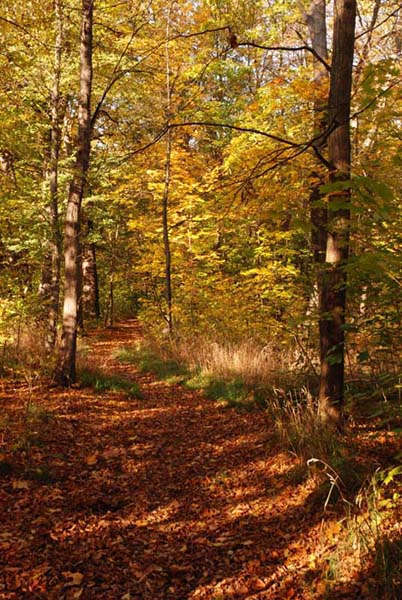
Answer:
[
  {"xmin": 0, "ymin": 3, "xmax": 401, "ymax": 596},
  {"xmin": 0, "ymin": 0, "xmax": 401, "ymax": 410}
]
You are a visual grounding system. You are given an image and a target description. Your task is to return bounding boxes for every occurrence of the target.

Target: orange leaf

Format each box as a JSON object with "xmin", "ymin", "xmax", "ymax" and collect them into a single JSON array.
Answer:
[
  {"xmin": 63, "ymin": 572, "xmax": 84, "ymax": 587},
  {"xmin": 12, "ymin": 480, "xmax": 30, "ymax": 490},
  {"xmin": 85, "ymin": 454, "xmax": 98, "ymax": 466}
]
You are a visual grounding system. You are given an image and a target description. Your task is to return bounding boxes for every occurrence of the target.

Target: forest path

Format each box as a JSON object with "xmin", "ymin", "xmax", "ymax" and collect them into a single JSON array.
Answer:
[{"xmin": 1, "ymin": 321, "xmax": 354, "ymax": 599}]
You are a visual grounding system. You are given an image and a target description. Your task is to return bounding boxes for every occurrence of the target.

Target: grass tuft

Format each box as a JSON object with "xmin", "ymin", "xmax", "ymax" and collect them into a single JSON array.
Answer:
[
  {"xmin": 79, "ymin": 368, "xmax": 143, "ymax": 399},
  {"xmin": 132, "ymin": 346, "xmax": 189, "ymax": 382},
  {"xmin": 111, "ymin": 347, "xmax": 138, "ymax": 365}
]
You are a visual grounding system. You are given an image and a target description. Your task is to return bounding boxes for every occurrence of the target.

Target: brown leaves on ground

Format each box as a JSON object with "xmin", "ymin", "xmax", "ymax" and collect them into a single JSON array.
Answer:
[{"xmin": 0, "ymin": 322, "xmax": 398, "ymax": 599}]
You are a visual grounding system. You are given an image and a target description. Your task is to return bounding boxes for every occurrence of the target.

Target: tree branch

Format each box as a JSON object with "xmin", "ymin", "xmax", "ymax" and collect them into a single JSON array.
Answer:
[
  {"xmin": 0, "ymin": 15, "xmax": 51, "ymax": 50},
  {"xmin": 169, "ymin": 121, "xmax": 301, "ymax": 147},
  {"xmin": 237, "ymin": 41, "xmax": 331, "ymax": 72},
  {"xmin": 355, "ymin": 5, "xmax": 402, "ymax": 40}
]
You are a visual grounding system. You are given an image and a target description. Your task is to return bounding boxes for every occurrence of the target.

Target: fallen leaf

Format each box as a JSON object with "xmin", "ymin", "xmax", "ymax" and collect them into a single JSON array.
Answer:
[
  {"xmin": 253, "ymin": 578, "xmax": 266, "ymax": 590},
  {"xmin": 63, "ymin": 572, "xmax": 84, "ymax": 587},
  {"xmin": 326, "ymin": 521, "xmax": 342, "ymax": 540},
  {"xmin": 12, "ymin": 480, "xmax": 30, "ymax": 490},
  {"xmin": 85, "ymin": 454, "xmax": 98, "ymax": 466},
  {"xmin": 169, "ymin": 564, "xmax": 190, "ymax": 574},
  {"xmin": 237, "ymin": 584, "xmax": 249, "ymax": 594},
  {"xmin": 103, "ymin": 447, "xmax": 122, "ymax": 459},
  {"xmin": 315, "ymin": 580, "xmax": 327, "ymax": 594}
]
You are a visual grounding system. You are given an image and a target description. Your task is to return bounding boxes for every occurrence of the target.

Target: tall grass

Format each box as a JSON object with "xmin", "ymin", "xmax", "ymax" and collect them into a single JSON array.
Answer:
[
  {"xmin": 173, "ymin": 336, "xmax": 308, "ymax": 389},
  {"xmin": 0, "ymin": 319, "xmax": 50, "ymax": 383}
]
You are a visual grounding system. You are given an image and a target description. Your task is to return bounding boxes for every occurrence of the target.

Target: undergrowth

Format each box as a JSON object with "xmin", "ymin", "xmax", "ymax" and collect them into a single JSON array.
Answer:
[
  {"xmin": 0, "ymin": 321, "xmax": 51, "ymax": 381},
  {"xmin": 79, "ymin": 368, "xmax": 143, "ymax": 399},
  {"xmin": 109, "ymin": 334, "xmax": 402, "ymax": 596},
  {"xmin": 320, "ymin": 465, "xmax": 402, "ymax": 599}
]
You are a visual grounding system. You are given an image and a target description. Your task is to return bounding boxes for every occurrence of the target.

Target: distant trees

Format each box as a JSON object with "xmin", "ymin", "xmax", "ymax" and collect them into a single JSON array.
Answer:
[{"xmin": 0, "ymin": 0, "xmax": 400, "ymax": 405}]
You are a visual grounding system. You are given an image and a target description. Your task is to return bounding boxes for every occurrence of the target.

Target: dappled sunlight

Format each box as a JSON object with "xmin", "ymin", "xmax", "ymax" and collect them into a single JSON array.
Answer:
[{"xmin": 1, "ymin": 322, "xmax": 400, "ymax": 598}]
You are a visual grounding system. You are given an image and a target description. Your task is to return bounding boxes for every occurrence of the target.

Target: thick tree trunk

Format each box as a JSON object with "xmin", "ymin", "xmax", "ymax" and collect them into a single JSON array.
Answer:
[
  {"xmin": 318, "ymin": 0, "xmax": 356, "ymax": 424},
  {"xmin": 39, "ymin": 0, "xmax": 63, "ymax": 352},
  {"xmin": 55, "ymin": 0, "xmax": 93, "ymax": 385}
]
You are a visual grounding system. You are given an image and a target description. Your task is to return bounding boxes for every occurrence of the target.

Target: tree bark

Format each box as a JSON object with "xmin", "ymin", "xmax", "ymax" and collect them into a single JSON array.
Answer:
[
  {"xmin": 306, "ymin": 0, "xmax": 328, "ymax": 264},
  {"xmin": 162, "ymin": 3, "xmax": 174, "ymax": 335},
  {"xmin": 318, "ymin": 0, "xmax": 357, "ymax": 424},
  {"xmin": 39, "ymin": 0, "xmax": 63, "ymax": 352},
  {"xmin": 55, "ymin": 0, "xmax": 93, "ymax": 385},
  {"xmin": 82, "ymin": 220, "xmax": 100, "ymax": 320},
  {"xmin": 303, "ymin": 0, "xmax": 330, "ymax": 391}
]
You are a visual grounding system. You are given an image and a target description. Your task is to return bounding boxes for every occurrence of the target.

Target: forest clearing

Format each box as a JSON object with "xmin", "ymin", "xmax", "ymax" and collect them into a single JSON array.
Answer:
[{"xmin": 0, "ymin": 0, "xmax": 401, "ymax": 598}]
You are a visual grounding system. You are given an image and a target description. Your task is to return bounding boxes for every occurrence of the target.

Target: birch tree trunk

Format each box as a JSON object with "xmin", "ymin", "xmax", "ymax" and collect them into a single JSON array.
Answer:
[
  {"xmin": 55, "ymin": 0, "xmax": 93, "ymax": 385},
  {"xmin": 318, "ymin": 0, "xmax": 357, "ymax": 424}
]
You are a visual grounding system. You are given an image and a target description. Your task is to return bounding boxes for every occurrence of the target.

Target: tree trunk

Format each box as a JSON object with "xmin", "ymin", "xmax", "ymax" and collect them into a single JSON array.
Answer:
[
  {"xmin": 303, "ymin": 0, "xmax": 330, "ymax": 391},
  {"xmin": 318, "ymin": 0, "xmax": 356, "ymax": 424},
  {"xmin": 305, "ymin": 0, "xmax": 328, "ymax": 263},
  {"xmin": 82, "ymin": 220, "xmax": 100, "ymax": 320},
  {"xmin": 39, "ymin": 0, "xmax": 63, "ymax": 352},
  {"xmin": 55, "ymin": 0, "xmax": 93, "ymax": 385},
  {"xmin": 162, "ymin": 3, "xmax": 173, "ymax": 335}
]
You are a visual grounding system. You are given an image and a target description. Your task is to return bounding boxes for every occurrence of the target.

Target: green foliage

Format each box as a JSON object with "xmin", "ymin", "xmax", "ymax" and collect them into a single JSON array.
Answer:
[
  {"xmin": 111, "ymin": 347, "xmax": 138, "ymax": 364},
  {"xmin": 134, "ymin": 348, "xmax": 189, "ymax": 383},
  {"xmin": 187, "ymin": 375, "xmax": 257, "ymax": 410},
  {"xmin": 79, "ymin": 368, "xmax": 143, "ymax": 399},
  {"xmin": 337, "ymin": 465, "xmax": 402, "ymax": 599}
]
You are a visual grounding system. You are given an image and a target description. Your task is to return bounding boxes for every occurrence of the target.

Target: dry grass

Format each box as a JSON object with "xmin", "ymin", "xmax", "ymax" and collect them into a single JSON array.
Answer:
[
  {"xmin": 0, "ymin": 320, "xmax": 49, "ymax": 382},
  {"xmin": 171, "ymin": 335, "xmax": 308, "ymax": 389},
  {"xmin": 265, "ymin": 387, "xmax": 342, "ymax": 463}
]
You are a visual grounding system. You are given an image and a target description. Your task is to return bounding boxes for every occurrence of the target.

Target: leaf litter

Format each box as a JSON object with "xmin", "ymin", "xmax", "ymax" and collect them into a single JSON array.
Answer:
[{"xmin": 0, "ymin": 321, "xmax": 399, "ymax": 599}]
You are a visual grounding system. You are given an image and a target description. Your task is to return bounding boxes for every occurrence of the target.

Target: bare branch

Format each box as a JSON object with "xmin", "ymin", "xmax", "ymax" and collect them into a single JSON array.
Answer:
[
  {"xmin": 355, "ymin": 4, "xmax": 402, "ymax": 40},
  {"xmin": 237, "ymin": 40, "xmax": 331, "ymax": 72},
  {"xmin": 169, "ymin": 121, "xmax": 301, "ymax": 147}
]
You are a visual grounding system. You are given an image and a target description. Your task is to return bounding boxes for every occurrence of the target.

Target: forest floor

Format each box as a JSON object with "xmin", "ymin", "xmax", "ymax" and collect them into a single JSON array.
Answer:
[{"xmin": 0, "ymin": 321, "xmax": 400, "ymax": 599}]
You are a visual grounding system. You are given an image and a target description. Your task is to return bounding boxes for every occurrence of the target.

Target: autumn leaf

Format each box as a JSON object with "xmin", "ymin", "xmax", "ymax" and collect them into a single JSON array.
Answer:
[
  {"xmin": 326, "ymin": 521, "xmax": 342, "ymax": 540},
  {"xmin": 12, "ymin": 480, "xmax": 30, "ymax": 490},
  {"xmin": 85, "ymin": 454, "xmax": 98, "ymax": 466},
  {"xmin": 63, "ymin": 572, "xmax": 84, "ymax": 587}
]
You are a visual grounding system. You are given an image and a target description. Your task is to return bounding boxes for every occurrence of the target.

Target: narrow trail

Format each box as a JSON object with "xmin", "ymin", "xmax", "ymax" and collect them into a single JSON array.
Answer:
[{"xmin": 0, "ymin": 322, "xmax": 362, "ymax": 599}]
